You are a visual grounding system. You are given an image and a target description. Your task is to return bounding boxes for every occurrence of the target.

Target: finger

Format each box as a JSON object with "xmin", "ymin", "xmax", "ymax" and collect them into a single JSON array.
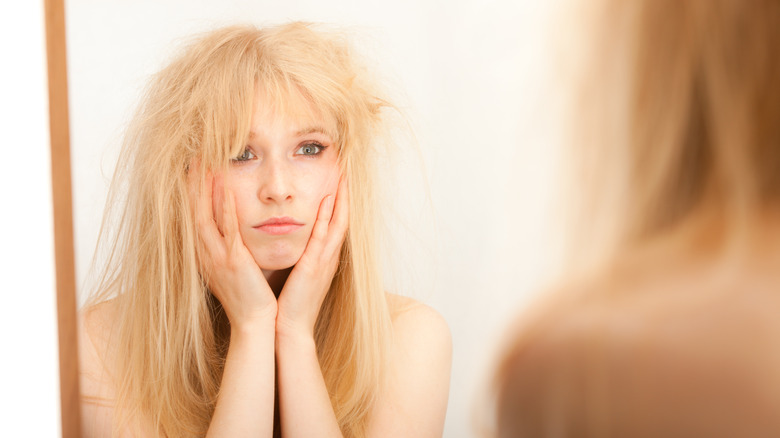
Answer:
[
  {"xmin": 196, "ymin": 170, "xmax": 224, "ymax": 252},
  {"xmin": 302, "ymin": 194, "xmax": 334, "ymax": 261},
  {"xmin": 323, "ymin": 177, "xmax": 349, "ymax": 255},
  {"xmin": 330, "ymin": 176, "xmax": 349, "ymax": 229},
  {"xmin": 222, "ymin": 189, "xmax": 241, "ymax": 250},
  {"xmin": 318, "ymin": 194, "xmax": 335, "ymax": 234},
  {"xmin": 212, "ymin": 174, "xmax": 227, "ymax": 236}
]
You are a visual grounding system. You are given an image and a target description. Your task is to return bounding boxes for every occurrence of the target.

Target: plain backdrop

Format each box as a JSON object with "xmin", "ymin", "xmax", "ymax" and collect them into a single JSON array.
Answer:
[
  {"xmin": 67, "ymin": 1, "xmax": 569, "ymax": 436},
  {"xmin": 0, "ymin": 1, "xmax": 61, "ymax": 435}
]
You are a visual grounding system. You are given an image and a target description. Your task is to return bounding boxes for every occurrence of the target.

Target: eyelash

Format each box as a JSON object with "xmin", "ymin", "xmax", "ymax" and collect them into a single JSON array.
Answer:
[
  {"xmin": 232, "ymin": 148, "xmax": 256, "ymax": 163},
  {"xmin": 231, "ymin": 142, "xmax": 327, "ymax": 164},
  {"xmin": 295, "ymin": 142, "xmax": 326, "ymax": 156}
]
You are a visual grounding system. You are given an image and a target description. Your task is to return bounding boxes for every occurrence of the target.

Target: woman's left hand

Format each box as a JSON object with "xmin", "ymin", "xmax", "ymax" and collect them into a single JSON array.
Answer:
[{"xmin": 276, "ymin": 178, "xmax": 349, "ymax": 340}]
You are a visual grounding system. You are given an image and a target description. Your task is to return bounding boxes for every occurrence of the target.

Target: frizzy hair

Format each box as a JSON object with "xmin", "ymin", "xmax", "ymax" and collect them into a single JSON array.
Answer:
[{"xmin": 86, "ymin": 23, "xmax": 393, "ymax": 437}]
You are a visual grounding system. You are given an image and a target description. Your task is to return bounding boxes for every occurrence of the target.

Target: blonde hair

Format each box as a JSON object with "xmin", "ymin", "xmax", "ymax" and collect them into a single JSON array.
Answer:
[
  {"xmin": 563, "ymin": 0, "xmax": 780, "ymax": 274},
  {"xmin": 492, "ymin": 0, "xmax": 780, "ymax": 436},
  {"xmin": 87, "ymin": 23, "xmax": 393, "ymax": 437}
]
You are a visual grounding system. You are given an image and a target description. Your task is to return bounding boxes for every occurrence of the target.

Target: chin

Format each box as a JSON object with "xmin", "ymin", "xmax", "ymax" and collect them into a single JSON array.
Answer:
[
  {"xmin": 258, "ymin": 259, "xmax": 297, "ymax": 272},
  {"xmin": 252, "ymin": 246, "xmax": 304, "ymax": 272}
]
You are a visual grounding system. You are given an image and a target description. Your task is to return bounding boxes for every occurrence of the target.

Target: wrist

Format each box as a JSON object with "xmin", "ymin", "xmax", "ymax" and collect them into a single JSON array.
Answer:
[
  {"xmin": 276, "ymin": 329, "xmax": 317, "ymax": 357},
  {"xmin": 230, "ymin": 308, "xmax": 278, "ymax": 338},
  {"xmin": 275, "ymin": 316, "xmax": 316, "ymax": 345}
]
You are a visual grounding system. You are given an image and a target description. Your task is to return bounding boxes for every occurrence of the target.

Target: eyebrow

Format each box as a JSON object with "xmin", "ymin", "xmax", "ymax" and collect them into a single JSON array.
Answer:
[
  {"xmin": 248, "ymin": 125, "xmax": 336, "ymax": 140},
  {"xmin": 295, "ymin": 126, "xmax": 335, "ymax": 139}
]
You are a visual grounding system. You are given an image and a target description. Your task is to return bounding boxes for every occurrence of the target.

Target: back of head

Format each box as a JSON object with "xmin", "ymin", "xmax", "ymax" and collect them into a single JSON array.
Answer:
[
  {"xmin": 567, "ymin": 0, "xmax": 780, "ymax": 271},
  {"xmin": 493, "ymin": 1, "xmax": 780, "ymax": 436}
]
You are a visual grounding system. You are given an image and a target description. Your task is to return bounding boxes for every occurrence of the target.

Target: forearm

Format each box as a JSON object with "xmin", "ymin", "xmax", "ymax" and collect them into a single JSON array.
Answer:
[
  {"xmin": 207, "ymin": 318, "xmax": 276, "ymax": 437},
  {"xmin": 276, "ymin": 330, "xmax": 343, "ymax": 438}
]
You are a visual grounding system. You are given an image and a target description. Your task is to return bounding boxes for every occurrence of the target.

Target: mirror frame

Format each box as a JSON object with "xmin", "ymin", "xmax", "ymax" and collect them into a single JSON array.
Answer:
[{"xmin": 45, "ymin": 0, "xmax": 81, "ymax": 436}]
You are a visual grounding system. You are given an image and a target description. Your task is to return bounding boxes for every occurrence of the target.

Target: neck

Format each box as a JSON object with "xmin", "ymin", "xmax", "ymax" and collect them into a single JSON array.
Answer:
[{"xmin": 263, "ymin": 267, "xmax": 293, "ymax": 298}]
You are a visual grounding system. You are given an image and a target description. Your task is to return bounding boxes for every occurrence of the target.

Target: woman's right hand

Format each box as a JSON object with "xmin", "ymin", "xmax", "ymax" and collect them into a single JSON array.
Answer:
[{"xmin": 188, "ymin": 161, "xmax": 277, "ymax": 329}]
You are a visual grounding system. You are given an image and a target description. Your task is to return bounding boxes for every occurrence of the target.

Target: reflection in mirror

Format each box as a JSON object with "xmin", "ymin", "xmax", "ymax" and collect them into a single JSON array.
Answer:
[
  {"xmin": 67, "ymin": 1, "xmax": 566, "ymax": 436},
  {"xmin": 75, "ymin": 22, "xmax": 453, "ymax": 437}
]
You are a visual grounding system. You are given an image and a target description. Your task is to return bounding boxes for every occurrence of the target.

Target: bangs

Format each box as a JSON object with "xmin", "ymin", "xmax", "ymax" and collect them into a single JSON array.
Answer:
[
  {"xmin": 176, "ymin": 23, "xmax": 367, "ymax": 174},
  {"xmin": 249, "ymin": 73, "xmax": 341, "ymax": 149}
]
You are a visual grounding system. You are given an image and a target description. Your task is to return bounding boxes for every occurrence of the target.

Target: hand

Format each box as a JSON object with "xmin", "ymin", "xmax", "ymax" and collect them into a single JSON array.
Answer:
[
  {"xmin": 189, "ymin": 161, "xmax": 277, "ymax": 329},
  {"xmin": 276, "ymin": 178, "xmax": 349, "ymax": 339}
]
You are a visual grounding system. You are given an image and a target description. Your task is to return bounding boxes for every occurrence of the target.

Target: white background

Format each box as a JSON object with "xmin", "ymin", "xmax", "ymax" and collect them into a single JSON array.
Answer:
[
  {"xmin": 66, "ymin": 1, "xmax": 569, "ymax": 436},
  {"xmin": 0, "ymin": 1, "xmax": 62, "ymax": 435}
]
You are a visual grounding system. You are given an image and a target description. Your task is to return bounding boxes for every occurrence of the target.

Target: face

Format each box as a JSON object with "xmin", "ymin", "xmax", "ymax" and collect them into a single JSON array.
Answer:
[{"xmin": 216, "ymin": 87, "xmax": 340, "ymax": 274}]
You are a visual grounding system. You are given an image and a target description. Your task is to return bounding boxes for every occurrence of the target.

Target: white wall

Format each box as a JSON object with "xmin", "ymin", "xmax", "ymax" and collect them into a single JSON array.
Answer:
[
  {"xmin": 0, "ymin": 1, "xmax": 62, "ymax": 436},
  {"xmin": 67, "ymin": 1, "xmax": 568, "ymax": 436}
]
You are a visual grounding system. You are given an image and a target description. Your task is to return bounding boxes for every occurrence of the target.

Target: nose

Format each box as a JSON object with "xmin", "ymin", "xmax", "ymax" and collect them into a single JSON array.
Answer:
[{"xmin": 257, "ymin": 157, "xmax": 293, "ymax": 203}]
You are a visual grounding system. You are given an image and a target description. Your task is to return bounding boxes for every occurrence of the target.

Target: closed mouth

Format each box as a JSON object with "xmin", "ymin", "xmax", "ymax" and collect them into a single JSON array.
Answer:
[{"xmin": 254, "ymin": 217, "xmax": 303, "ymax": 235}]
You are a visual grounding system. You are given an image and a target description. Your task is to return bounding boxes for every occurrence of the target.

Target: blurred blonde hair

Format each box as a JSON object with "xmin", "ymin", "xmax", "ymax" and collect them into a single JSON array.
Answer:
[
  {"xmin": 86, "ymin": 23, "xmax": 393, "ymax": 437},
  {"xmin": 564, "ymin": 0, "xmax": 780, "ymax": 274},
  {"xmin": 492, "ymin": 0, "xmax": 780, "ymax": 436}
]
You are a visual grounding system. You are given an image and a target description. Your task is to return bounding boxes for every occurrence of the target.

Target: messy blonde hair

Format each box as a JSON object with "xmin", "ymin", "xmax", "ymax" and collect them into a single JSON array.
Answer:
[
  {"xmin": 87, "ymin": 23, "xmax": 392, "ymax": 437},
  {"xmin": 492, "ymin": 0, "xmax": 780, "ymax": 436}
]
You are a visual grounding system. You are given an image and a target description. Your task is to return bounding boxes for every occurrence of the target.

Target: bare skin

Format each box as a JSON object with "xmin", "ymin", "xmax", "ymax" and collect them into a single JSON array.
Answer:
[{"xmin": 496, "ymin": 219, "xmax": 780, "ymax": 438}]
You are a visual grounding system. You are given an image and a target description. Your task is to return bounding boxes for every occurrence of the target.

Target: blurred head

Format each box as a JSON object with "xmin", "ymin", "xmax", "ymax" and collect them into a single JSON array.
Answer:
[
  {"xmin": 567, "ymin": 0, "xmax": 780, "ymax": 270},
  {"xmin": 492, "ymin": 0, "xmax": 780, "ymax": 436}
]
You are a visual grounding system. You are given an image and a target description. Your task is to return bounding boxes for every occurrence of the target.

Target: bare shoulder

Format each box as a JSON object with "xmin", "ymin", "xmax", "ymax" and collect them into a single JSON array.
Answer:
[
  {"xmin": 497, "ymin": 274, "xmax": 780, "ymax": 436},
  {"xmin": 385, "ymin": 293, "xmax": 452, "ymax": 370},
  {"xmin": 80, "ymin": 299, "xmax": 157, "ymax": 437},
  {"xmin": 81, "ymin": 299, "xmax": 120, "ymax": 343},
  {"xmin": 386, "ymin": 293, "xmax": 451, "ymax": 345},
  {"xmin": 79, "ymin": 299, "xmax": 122, "ymax": 437},
  {"xmin": 367, "ymin": 294, "xmax": 451, "ymax": 437},
  {"xmin": 80, "ymin": 299, "xmax": 122, "ymax": 372}
]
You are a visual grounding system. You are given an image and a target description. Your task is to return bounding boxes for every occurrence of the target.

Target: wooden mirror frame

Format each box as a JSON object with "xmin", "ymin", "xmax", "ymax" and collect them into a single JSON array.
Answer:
[{"xmin": 45, "ymin": 0, "xmax": 81, "ymax": 436}]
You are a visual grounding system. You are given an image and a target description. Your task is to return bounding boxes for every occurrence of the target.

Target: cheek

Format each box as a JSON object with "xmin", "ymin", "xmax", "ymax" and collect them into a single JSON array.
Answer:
[
  {"xmin": 323, "ymin": 169, "xmax": 339, "ymax": 196},
  {"xmin": 297, "ymin": 166, "xmax": 339, "ymax": 219},
  {"xmin": 298, "ymin": 164, "xmax": 339, "ymax": 198},
  {"xmin": 321, "ymin": 164, "xmax": 340, "ymax": 195},
  {"xmin": 220, "ymin": 173, "xmax": 254, "ymax": 223}
]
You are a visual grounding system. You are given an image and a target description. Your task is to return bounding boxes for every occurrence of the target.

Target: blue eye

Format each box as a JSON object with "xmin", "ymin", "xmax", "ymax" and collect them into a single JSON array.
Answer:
[
  {"xmin": 232, "ymin": 148, "xmax": 256, "ymax": 162},
  {"xmin": 296, "ymin": 143, "xmax": 324, "ymax": 156}
]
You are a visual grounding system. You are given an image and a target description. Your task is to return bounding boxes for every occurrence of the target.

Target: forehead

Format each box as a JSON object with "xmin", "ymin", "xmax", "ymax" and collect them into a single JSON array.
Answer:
[{"xmin": 250, "ymin": 84, "xmax": 338, "ymax": 140}]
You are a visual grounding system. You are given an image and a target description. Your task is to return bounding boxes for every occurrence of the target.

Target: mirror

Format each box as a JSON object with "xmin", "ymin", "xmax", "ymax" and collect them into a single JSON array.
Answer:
[{"xmin": 66, "ymin": 1, "xmax": 567, "ymax": 435}]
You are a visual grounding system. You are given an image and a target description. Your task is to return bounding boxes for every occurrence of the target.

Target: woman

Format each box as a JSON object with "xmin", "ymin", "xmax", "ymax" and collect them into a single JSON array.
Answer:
[
  {"xmin": 79, "ymin": 23, "xmax": 451, "ymax": 437},
  {"xmin": 493, "ymin": 0, "xmax": 780, "ymax": 436}
]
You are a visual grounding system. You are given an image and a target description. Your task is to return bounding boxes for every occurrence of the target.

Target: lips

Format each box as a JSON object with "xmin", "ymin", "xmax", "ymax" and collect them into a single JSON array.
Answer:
[{"xmin": 253, "ymin": 216, "xmax": 304, "ymax": 235}]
